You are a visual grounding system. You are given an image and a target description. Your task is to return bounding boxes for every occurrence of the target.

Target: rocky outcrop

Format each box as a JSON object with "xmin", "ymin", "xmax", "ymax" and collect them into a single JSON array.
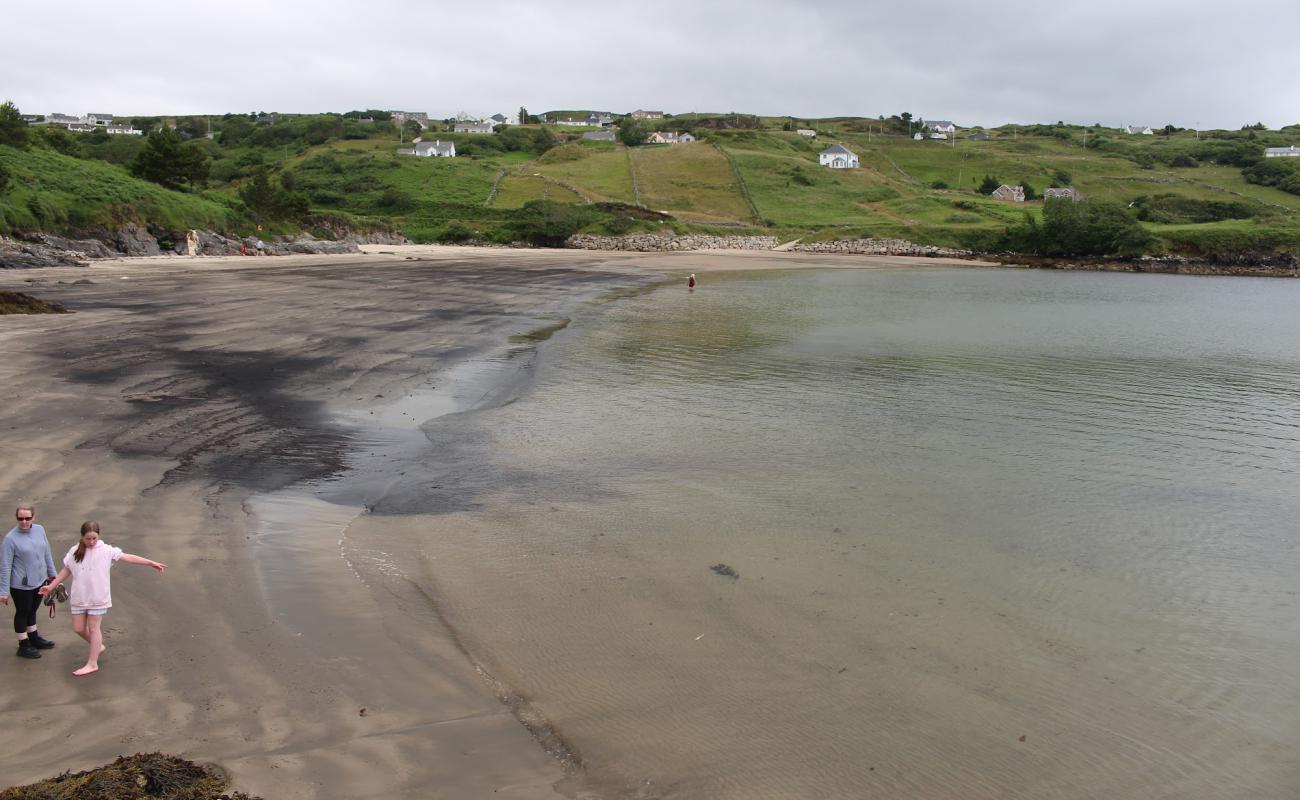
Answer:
[
  {"xmin": 0, "ymin": 236, "xmax": 92, "ymax": 268},
  {"xmin": 108, "ymin": 222, "xmax": 163, "ymax": 257},
  {"xmin": 566, "ymin": 234, "xmax": 778, "ymax": 251},
  {"xmin": 789, "ymin": 238, "xmax": 973, "ymax": 258}
]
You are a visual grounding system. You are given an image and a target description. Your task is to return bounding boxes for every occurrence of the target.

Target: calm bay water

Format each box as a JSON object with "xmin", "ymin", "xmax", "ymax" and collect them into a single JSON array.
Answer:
[{"xmin": 409, "ymin": 267, "xmax": 1300, "ymax": 799}]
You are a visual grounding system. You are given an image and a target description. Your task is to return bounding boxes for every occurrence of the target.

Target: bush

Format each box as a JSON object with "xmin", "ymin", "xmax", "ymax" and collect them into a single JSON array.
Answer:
[
  {"xmin": 1002, "ymin": 200, "xmax": 1154, "ymax": 257},
  {"xmin": 511, "ymin": 199, "xmax": 596, "ymax": 246},
  {"xmin": 1133, "ymin": 194, "xmax": 1257, "ymax": 223},
  {"xmin": 1169, "ymin": 154, "xmax": 1199, "ymax": 168}
]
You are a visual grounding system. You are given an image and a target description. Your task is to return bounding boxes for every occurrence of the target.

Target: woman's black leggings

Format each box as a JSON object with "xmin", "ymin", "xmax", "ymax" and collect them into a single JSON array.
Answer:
[{"xmin": 10, "ymin": 587, "xmax": 41, "ymax": 634}]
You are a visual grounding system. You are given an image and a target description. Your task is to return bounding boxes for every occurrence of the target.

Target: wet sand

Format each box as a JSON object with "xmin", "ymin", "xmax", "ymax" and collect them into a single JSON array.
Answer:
[{"xmin": 0, "ymin": 245, "xmax": 959, "ymax": 798}]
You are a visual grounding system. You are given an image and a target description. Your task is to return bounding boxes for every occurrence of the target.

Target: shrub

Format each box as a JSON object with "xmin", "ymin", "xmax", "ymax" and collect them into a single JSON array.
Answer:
[{"xmin": 1002, "ymin": 200, "xmax": 1154, "ymax": 257}]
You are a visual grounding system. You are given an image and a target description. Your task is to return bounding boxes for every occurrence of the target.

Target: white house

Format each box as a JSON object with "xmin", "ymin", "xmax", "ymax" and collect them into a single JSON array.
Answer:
[
  {"xmin": 553, "ymin": 118, "xmax": 589, "ymax": 126},
  {"xmin": 631, "ymin": 109, "xmax": 665, "ymax": 120},
  {"xmin": 582, "ymin": 130, "xmax": 616, "ymax": 141},
  {"xmin": 913, "ymin": 132, "xmax": 925, "ymax": 140},
  {"xmin": 86, "ymin": 113, "xmax": 114, "ymax": 126},
  {"xmin": 991, "ymin": 184, "xmax": 1026, "ymax": 202},
  {"xmin": 106, "ymin": 125, "xmax": 143, "ymax": 135},
  {"xmin": 796, "ymin": 129, "xmax": 816, "ymax": 137},
  {"xmin": 46, "ymin": 113, "xmax": 81, "ymax": 125},
  {"xmin": 489, "ymin": 113, "xmax": 511, "ymax": 126},
  {"xmin": 1125, "ymin": 125, "xmax": 1154, "ymax": 135},
  {"xmin": 398, "ymin": 139, "xmax": 456, "ymax": 157},
  {"xmin": 454, "ymin": 121, "xmax": 495, "ymax": 134},
  {"xmin": 925, "ymin": 120, "xmax": 956, "ymax": 134},
  {"xmin": 1265, "ymin": 145, "xmax": 1300, "ymax": 158},
  {"xmin": 929, "ymin": 132, "xmax": 947, "ymax": 140},
  {"xmin": 819, "ymin": 143, "xmax": 859, "ymax": 169},
  {"xmin": 646, "ymin": 131, "xmax": 695, "ymax": 144}
]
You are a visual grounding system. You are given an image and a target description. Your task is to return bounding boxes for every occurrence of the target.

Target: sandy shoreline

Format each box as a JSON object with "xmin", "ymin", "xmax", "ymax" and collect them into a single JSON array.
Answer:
[{"xmin": 0, "ymin": 245, "xmax": 969, "ymax": 798}]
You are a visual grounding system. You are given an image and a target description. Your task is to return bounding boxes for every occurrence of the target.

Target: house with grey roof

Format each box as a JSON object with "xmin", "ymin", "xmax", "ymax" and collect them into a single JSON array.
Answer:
[
  {"xmin": 925, "ymin": 120, "xmax": 956, "ymax": 133},
  {"xmin": 106, "ymin": 125, "xmax": 143, "ymax": 136},
  {"xmin": 631, "ymin": 109, "xmax": 664, "ymax": 120},
  {"xmin": 397, "ymin": 139, "xmax": 456, "ymax": 158},
  {"xmin": 647, "ymin": 131, "xmax": 695, "ymax": 144},
  {"xmin": 582, "ymin": 130, "xmax": 616, "ymax": 141},
  {"xmin": 86, "ymin": 113, "xmax": 114, "ymax": 126},
  {"xmin": 1125, "ymin": 125, "xmax": 1154, "ymax": 135},
  {"xmin": 490, "ymin": 113, "xmax": 510, "ymax": 126},
  {"xmin": 819, "ymin": 143, "xmax": 859, "ymax": 168},
  {"xmin": 968, "ymin": 131, "xmax": 990, "ymax": 141},
  {"xmin": 991, "ymin": 184, "xmax": 1026, "ymax": 202},
  {"xmin": 1043, "ymin": 187, "xmax": 1081, "ymax": 201},
  {"xmin": 454, "ymin": 121, "xmax": 496, "ymax": 134},
  {"xmin": 1265, "ymin": 145, "xmax": 1300, "ymax": 158},
  {"xmin": 46, "ymin": 113, "xmax": 81, "ymax": 126}
]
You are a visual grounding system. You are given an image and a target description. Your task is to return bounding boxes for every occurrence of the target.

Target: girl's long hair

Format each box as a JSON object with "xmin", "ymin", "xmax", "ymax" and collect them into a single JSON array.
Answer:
[{"xmin": 74, "ymin": 520, "xmax": 100, "ymax": 563}]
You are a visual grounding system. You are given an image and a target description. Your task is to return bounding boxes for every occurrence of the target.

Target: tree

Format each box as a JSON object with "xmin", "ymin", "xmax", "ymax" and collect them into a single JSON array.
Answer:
[
  {"xmin": 402, "ymin": 119, "xmax": 423, "ymax": 141},
  {"xmin": 129, "ymin": 126, "xmax": 211, "ymax": 189},
  {"xmin": 0, "ymin": 100, "xmax": 28, "ymax": 148},
  {"xmin": 1021, "ymin": 181, "xmax": 1037, "ymax": 201},
  {"xmin": 239, "ymin": 166, "xmax": 309, "ymax": 221},
  {"xmin": 618, "ymin": 118, "xmax": 652, "ymax": 146},
  {"xmin": 518, "ymin": 107, "xmax": 529, "ymax": 125},
  {"xmin": 978, "ymin": 175, "xmax": 1000, "ymax": 194}
]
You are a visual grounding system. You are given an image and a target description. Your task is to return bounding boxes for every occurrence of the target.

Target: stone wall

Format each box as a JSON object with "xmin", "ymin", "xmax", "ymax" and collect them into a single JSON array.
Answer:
[
  {"xmin": 789, "ymin": 238, "xmax": 972, "ymax": 258},
  {"xmin": 566, "ymin": 234, "xmax": 778, "ymax": 251}
]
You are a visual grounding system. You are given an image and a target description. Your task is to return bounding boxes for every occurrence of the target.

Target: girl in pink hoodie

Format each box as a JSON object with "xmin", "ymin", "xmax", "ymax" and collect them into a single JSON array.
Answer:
[{"xmin": 40, "ymin": 521, "xmax": 166, "ymax": 676}]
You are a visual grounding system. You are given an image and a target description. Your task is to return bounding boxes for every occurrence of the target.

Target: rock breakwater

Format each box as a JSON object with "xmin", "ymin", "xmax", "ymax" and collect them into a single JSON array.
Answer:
[{"xmin": 566, "ymin": 234, "xmax": 778, "ymax": 251}]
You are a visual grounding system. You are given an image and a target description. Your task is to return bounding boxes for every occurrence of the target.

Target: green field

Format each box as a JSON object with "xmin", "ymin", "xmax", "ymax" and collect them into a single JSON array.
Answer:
[{"xmin": 4, "ymin": 111, "xmax": 1300, "ymax": 256}]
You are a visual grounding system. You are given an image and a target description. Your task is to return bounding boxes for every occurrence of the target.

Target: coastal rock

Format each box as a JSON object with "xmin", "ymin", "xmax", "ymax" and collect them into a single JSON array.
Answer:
[
  {"xmin": 0, "ymin": 236, "xmax": 91, "ymax": 269},
  {"xmin": 789, "ymin": 238, "xmax": 973, "ymax": 258},
  {"xmin": 566, "ymin": 234, "xmax": 778, "ymax": 251},
  {"xmin": 109, "ymin": 222, "xmax": 162, "ymax": 257},
  {"xmin": 32, "ymin": 233, "xmax": 118, "ymax": 259}
]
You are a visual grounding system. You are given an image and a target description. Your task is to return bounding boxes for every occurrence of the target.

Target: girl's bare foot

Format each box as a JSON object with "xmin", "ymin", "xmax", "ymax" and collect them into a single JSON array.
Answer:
[
  {"xmin": 99, "ymin": 644, "xmax": 106, "ymax": 655},
  {"xmin": 73, "ymin": 664, "xmax": 99, "ymax": 676}
]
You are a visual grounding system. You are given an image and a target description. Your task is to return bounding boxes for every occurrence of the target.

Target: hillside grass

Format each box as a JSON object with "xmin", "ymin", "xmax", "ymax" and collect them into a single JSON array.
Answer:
[
  {"xmin": 632, "ymin": 143, "xmax": 754, "ymax": 223},
  {"xmin": 0, "ymin": 145, "xmax": 235, "ymax": 234}
]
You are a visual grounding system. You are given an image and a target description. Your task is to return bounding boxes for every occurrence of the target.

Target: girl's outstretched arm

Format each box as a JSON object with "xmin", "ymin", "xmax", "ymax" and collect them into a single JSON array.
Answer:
[{"xmin": 120, "ymin": 554, "xmax": 166, "ymax": 572}]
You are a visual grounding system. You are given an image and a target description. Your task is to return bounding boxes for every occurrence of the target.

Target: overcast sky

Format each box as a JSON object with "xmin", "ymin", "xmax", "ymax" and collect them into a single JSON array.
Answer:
[{"xmin": 4, "ymin": 0, "xmax": 1298, "ymax": 130}]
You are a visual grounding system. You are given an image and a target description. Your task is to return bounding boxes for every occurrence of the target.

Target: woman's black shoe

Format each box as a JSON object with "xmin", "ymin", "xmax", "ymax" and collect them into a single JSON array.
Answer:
[{"xmin": 16, "ymin": 642, "xmax": 42, "ymax": 659}]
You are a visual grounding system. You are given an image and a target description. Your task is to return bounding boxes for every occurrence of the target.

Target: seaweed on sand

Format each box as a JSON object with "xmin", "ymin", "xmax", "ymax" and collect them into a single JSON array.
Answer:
[{"xmin": 0, "ymin": 753, "xmax": 262, "ymax": 800}]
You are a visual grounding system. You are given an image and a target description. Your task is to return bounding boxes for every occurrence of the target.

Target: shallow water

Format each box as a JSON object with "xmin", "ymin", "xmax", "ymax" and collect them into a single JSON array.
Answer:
[{"xmin": 380, "ymin": 268, "xmax": 1300, "ymax": 798}]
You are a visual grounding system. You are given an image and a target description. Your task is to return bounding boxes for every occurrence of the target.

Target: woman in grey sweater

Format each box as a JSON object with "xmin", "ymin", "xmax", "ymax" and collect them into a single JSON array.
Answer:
[{"xmin": 0, "ymin": 504, "xmax": 58, "ymax": 658}]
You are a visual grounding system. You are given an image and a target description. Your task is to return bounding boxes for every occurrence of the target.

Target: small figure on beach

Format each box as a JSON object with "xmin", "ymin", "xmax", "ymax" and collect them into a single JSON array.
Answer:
[
  {"xmin": 688, "ymin": 273, "xmax": 696, "ymax": 291},
  {"xmin": 40, "ymin": 521, "xmax": 166, "ymax": 676},
  {"xmin": 0, "ymin": 504, "xmax": 58, "ymax": 659},
  {"xmin": 255, "ymin": 239, "xmax": 266, "ymax": 256}
]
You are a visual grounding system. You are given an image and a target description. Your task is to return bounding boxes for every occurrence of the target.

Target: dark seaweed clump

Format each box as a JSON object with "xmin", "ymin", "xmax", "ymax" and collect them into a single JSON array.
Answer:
[
  {"xmin": 0, "ymin": 291, "xmax": 68, "ymax": 315},
  {"xmin": 0, "ymin": 753, "xmax": 261, "ymax": 800},
  {"xmin": 710, "ymin": 563, "xmax": 739, "ymax": 579}
]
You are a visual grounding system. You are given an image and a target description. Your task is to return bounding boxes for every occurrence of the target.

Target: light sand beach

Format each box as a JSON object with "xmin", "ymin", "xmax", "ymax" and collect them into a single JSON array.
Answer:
[{"xmin": 0, "ymin": 245, "xmax": 962, "ymax": 798}]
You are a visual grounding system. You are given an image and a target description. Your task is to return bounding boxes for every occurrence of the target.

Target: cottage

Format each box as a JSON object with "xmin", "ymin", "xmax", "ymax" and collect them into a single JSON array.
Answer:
[
  {"xmin": 398, "ymin": 139, "xmax": 456, "ymax": 157},
  {"xmin": 819, "ymin": 143, "xmax": 859, "ymax": 169},
  {"xmin": 925, "ymin": 120, "xmax": 957, "ymax": 134},
  {"xmin": 390, "ymin": 111, "xmax": 429, "ymax": 126},
  {"xmin": 66, "ymin": 124, "xmax": 97, "ymax": 133},
  {"xmin": 86, "ymin": 113, "xmax": 114, "ymax": 126},
  {"xmin": 582, "ymin": 130, "xmax": 616, "ymax": 141},
  {"xmin": 1043, "ymin": 187, "xmax": 1081, "ymax": 201},
  {"xmin": 553, "ymin": 118, "xmax": 589, "ymax": 126},
  {"xmin": 631, "ymin": 109, "xmax": 665, "ymax": 120},
  {"xmin": 929, "ymin": 132, "xmax": 946, "ymax": 140},
  {"xmin": 1265, "ymin": 145, "xmax": 1300, "ymax": 158},
  {"xmin": 913, "ymin": 132, "xmax": 925, "ymax": 140},
  {"xmin": 106, "ymin": 125, "xmax": 143, "ymax": 136},
  {"xmin": 46, "ymin": 113, "xmax": 81, "ymax": 126},
  {"xmin": 968, "ymin": 131, "xmax": 990, "ymax": 141},
  {"xmin": 991, "ymin": 184, "xmax": 1026, "ymax": 202},
  {"xmin": 1125, "ymin": 125, "xmax": 1154, "ymax": 135},
  {"xmin": 454, "ymin": 121, "xmax": 495, "ymax": 134},
  {"xmin": 647, "ymin": 131, "xmax": 695, "ymax": 144},
  {"xmin": 796, "ymin": 129, "xmax": 816, "ymax": 137},
  {"xmin": 489, "ymin": 113, "xmax": 510, "ymax": 126}
]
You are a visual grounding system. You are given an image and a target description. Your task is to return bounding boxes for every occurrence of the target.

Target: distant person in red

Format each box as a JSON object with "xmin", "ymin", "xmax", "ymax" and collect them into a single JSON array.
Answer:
[{"xmin": 688, "ymin": 273, "xmax": 696, "ymax": 291}]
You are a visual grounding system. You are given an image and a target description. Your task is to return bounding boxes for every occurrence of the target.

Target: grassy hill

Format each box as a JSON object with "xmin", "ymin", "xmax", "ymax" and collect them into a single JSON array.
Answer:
[
  {"xmin": 4, "ymin": 110, "xmax": 1300, "ymax": 259},
  {"xmin": 0, "ymin": 145, "xmax": 235, "ymax": 233}
]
